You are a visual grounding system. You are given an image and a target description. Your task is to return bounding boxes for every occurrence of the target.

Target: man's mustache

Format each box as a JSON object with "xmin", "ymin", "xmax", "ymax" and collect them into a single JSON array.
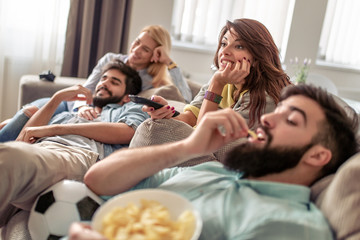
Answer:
[
  {"xmin": 96, "ymin": 86, "xmax": 112, "ymax": 96},
  {"xmin": 258, "ymin": 124, "xmax": 273, "ymax": 148}
]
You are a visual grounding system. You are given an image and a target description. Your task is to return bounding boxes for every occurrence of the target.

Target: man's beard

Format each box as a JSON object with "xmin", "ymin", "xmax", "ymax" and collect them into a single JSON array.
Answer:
[
  {"xmin": 93, "ymin": 96, "xmax": 124, "ymax": 108},
  {"xmin": 93, "ymin": 87, "xmax": 124, "ymax": 108},
  {"xmin": 224, "ymin": 128, "xmax": 313, "ymax": 178}
]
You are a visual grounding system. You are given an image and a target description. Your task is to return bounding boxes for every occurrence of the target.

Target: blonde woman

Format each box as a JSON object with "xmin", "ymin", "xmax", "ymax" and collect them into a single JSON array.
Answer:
[
  {"xmin": 75, "ymin": 25, "xmax": 192, "ymax": 119},
  {"xmin": 0, "ymin": 25, "xmax": 191, "ymax": 142}
]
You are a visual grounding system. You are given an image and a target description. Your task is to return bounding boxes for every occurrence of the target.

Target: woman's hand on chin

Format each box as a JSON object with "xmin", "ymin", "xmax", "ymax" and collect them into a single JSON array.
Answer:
[{"xmin": 214, "ymin": 58, "xmax": 251, "ymax": 86}]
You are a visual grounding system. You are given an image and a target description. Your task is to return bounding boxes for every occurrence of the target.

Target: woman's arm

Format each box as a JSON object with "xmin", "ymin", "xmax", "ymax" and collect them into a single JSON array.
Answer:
[
  {"xmin": 150, "ymin": 46, "xmax": 192, "ymax": 103},
  {"xmin": 197, "ymin": 73, "xmax": 226, "ymax": 124},
  {"xmin": 168, "ymin": 67, "xmax": 192, "ymax": 103},
  {"xmin": 197, "ymin": 59, "xmax": 251, "ymax": 124},
  {"xmin": 140, "ymin": 95, "xmax": 197, "ymax": 126}
]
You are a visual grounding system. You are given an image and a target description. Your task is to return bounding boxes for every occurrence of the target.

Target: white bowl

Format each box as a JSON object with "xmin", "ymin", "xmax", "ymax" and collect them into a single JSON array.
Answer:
[{"xmin": 92, "ymin": 188, "xmax": 202, "ymax": 240}]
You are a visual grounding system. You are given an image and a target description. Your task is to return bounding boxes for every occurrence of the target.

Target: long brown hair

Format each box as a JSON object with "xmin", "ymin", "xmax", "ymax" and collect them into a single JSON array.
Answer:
[
  {"xmin": 142, "ymin": 25, "xmax": 173, "ymax": 88},
  {"xmin": 213, "ymin": 19, "xmax": 292, "ymax": 127}
]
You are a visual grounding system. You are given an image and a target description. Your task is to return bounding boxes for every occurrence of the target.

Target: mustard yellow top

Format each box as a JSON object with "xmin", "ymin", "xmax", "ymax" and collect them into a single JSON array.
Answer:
[{"xmin": 184, "ymin": 84, "xmax": 248, "ymax": 119}]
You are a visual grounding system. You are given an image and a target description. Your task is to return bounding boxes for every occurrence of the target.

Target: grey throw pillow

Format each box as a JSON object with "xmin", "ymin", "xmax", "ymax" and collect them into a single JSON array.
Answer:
[{"xmin": 129, "ymin": 118, "xmax": 218, "ymax": 166}]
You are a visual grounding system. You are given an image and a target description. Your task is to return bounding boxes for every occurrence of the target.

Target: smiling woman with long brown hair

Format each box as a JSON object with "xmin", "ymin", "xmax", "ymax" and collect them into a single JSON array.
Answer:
[{"xmin": 145, "ymin": 18, "xmax": 292, "ymax": 129}]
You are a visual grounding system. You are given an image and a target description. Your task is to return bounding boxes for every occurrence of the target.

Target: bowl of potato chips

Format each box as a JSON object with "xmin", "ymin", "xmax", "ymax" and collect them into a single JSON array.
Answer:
[{"xmin": 91, "ymin": 189, "xmax": 202, "ymax": 240}]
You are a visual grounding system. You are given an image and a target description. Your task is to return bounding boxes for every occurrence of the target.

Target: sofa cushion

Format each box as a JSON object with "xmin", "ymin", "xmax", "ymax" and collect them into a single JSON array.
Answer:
[
  {"xmin": 1, "ymin": 210, "xmax": 31, "ymax": 240},
  {"xmin": 311, "ymin": 152, "xmax": 360, "ymax": 240},
  {"xmin": 19, "ymin": 75, "xmax": 86, "ymax": 108},
  {"xmin": 129, "ymin": 118, "xmax": 218, "ymax": 166},
  {"xmin": 138, "ymin": 84, "xmax": 186, "ymax": 103}
]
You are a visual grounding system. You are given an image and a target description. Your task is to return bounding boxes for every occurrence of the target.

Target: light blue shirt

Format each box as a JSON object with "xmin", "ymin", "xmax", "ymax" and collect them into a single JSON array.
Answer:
[
  {"xmin": 42, "ymin": 101, "xmax": 149, "ymax": 159},
  {"xmin": 109, "ymin": 162, "xmax": 333, "ymax": 240}
]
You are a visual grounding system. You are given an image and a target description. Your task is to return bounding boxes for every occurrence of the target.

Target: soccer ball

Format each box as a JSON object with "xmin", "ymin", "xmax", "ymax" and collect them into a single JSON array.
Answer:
[{"xmin": 28, "ymin": 179, "xmax": 104, "ymax": 240}]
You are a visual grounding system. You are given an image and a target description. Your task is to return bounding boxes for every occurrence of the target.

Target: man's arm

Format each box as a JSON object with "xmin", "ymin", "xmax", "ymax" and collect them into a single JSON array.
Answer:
[
  {"xmin": 16, "ymin": 85, "xmax": 92, "ymax": 141},
  {"xmin": 85, "ymin": 108, "xmax": 249, "ymax": 196},
  {"xmin": 18, "ymin": 122, "xmax": 135, "ymax": 144}
]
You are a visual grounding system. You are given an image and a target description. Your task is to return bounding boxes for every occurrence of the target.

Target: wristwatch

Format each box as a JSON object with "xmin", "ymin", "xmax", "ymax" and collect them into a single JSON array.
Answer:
[{"xmin": 168, "ymin": 61, "xmax": 177, "ymax": 70}]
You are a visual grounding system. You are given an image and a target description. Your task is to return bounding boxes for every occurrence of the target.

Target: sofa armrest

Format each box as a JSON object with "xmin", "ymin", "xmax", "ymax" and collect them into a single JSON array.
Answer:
[{"xmin": 18, "ymin": 75, "xmax": 86, "ymax": 109}]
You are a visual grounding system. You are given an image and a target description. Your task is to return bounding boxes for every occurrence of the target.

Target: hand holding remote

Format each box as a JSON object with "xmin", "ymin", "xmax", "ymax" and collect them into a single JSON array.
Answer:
[{"xmin": 129, "ymin": 95, "xmax": 180, "ymax": 117}]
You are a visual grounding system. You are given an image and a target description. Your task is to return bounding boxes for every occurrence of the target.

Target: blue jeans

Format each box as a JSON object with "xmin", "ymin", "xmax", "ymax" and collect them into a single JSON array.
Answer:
[{"xmin": 0, "ymin": 98, "xmax": 68, "ymax": 142}]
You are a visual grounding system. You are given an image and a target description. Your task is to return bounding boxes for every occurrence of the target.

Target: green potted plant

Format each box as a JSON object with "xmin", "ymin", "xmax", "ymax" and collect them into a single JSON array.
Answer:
[{"xmin": 290, "ymin": 57, "xmax": 311, "ymax": 84}]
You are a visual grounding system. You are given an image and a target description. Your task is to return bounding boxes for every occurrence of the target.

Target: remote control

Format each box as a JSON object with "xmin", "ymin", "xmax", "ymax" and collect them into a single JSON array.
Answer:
[{"xmin": 129, "ymin": 95, "xmax": 180, "ymax": 117}]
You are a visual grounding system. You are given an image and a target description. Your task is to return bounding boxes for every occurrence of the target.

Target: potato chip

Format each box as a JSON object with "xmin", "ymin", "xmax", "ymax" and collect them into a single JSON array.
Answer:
[
  {"xmin": 247, "ymin": 129, "xmax": 258, "ymax": 140},
  {"xmin": 101, "ymin": 199, "xmax": 196, "ymax": 240}
]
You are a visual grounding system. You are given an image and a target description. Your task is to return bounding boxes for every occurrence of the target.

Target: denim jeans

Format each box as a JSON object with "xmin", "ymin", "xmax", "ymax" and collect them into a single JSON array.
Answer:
[{"xmin": 0, "ymin": 98, "xmax": 68, "ymax": 142}]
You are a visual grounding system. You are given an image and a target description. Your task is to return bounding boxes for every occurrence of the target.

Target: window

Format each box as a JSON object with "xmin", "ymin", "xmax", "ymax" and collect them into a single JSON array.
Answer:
[
  {"xmin": 318, "ymin": 0, "xmax": 360, "ymax": 69},
  {"xmin": 0, "ymin": 0, "xmax": 70, "ymax": 119},
  {"xmin": 0, "ymin": 0, "xmax": 70, "ymax": 73},
  {"xmin": 171, "ymin": 0, "xmax": 295, "ymax": 58}
]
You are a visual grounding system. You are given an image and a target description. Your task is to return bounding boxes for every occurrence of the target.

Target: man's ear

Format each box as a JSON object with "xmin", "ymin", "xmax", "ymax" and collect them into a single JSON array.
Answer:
[
  {"xmin": 122, "ymin": 94, "xmax": 131, "ymax": 103},
  {"xmin": 303, "ymin": 145, "xmax": 332, "ymax": 167}
]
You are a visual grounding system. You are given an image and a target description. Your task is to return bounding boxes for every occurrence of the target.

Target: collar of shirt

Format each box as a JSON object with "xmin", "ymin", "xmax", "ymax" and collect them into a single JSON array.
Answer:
[
  {"xmin": 199, "ymin": 162, "xmax": 311, "ymax": 206},
  {"xmin": 240, "ymin": 179, "xmax": 311, "ymax": 205}
]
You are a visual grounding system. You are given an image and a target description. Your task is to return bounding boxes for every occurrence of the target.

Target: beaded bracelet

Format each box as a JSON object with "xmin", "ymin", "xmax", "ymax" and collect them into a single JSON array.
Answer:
[{"xmin": 204, "ymin": 91, "xmax": 223, "ymax": 104}]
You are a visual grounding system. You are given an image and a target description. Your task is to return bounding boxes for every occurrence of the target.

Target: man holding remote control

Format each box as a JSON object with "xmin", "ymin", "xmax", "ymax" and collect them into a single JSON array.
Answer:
[{"xmin": 0, "ymin": 60, "xmax": 150, "ymax": 227}]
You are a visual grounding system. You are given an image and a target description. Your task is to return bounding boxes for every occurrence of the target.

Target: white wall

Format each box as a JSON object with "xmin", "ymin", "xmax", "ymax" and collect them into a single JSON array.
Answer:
[
  {"xmin": 0, "ymin": 58, "xmax": 35, "ymax": 121},
  {"xmin": 128, "ymin": 0, "xmax": 173, "ymax": 47},
  {"xmin": 128, "ymin": 0, "xmax": 360, "ymax": 99}
]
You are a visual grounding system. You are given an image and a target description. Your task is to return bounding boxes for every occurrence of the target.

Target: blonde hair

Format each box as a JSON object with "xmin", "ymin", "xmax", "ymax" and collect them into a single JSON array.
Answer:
[{"xmin": 141, "ymin": 25, "xmax": 173, "ymax": 87}]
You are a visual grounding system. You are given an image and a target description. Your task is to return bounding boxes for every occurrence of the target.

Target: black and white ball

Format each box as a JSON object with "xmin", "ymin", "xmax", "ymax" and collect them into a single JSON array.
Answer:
[{"xmin": 28, "ymin": 179, "xmax": 104, "ymax": 240}]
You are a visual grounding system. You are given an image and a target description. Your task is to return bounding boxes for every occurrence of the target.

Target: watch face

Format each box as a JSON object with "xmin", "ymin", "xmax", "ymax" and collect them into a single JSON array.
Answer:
[{"xmin": 168, "ymin": 62, "xmax": 177, "ymax": 70}]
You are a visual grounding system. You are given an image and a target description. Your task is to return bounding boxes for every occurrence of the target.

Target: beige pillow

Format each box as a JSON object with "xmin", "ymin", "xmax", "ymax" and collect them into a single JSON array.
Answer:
[
  {"xmin": 129, "ymin": 118, "xmax": 217, "ymax": 166},
  {"xmin": 311, "ymin": 153, "xmax": 360, "ymax": 240}
]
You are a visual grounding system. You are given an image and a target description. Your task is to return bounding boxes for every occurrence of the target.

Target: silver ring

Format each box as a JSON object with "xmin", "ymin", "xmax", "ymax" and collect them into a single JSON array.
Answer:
[{"xmin": 217, "ymin": 125, "xmax": 226, "ymax": 136}]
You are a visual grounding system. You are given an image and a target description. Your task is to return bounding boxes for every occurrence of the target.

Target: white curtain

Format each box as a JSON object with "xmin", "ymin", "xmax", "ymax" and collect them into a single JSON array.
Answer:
[
  {"xmin": 0, "ymin": 0, "xmax": 70, "ymax": 119},
  {"xmin": 171, "ymin": 0, "xmax": 294, "ymax": 53},
  {"xmin": 319, "ymin": 0, "xmax": 360, "ymax": 68}
]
